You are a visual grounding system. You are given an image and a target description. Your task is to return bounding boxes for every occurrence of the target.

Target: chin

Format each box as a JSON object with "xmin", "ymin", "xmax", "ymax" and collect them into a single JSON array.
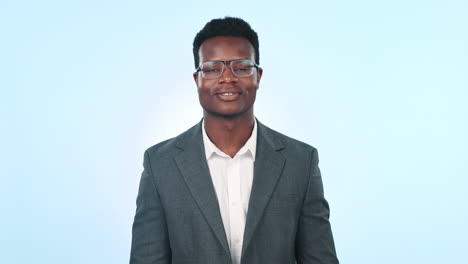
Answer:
[
  {"xmin": 208, "ymin": 110, "xmax": 243, "ymax": 118},
  {"xmin": 203, "ymin": 107, "xmax": 252, "ymax": 119}
]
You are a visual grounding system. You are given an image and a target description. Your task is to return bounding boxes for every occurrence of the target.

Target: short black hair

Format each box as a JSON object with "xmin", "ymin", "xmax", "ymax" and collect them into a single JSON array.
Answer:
[{"xmin": 193, "ymin": 17, "xmax": 259, "ymax": 69}]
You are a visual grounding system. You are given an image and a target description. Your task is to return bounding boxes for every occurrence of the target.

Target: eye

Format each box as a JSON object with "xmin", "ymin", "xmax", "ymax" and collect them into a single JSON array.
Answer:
[
  {"xmin": 203, "ymin": 68, "xmax": 221, "ymax": 73},
  {"xmin": 233, "ymin": 67, "xmax": 252, "ymax": 73}
]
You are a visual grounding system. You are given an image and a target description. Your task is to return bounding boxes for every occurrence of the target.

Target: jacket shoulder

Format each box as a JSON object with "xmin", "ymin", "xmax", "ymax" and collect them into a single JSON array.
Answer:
[
  {"xmin": 145, "ymin": 122, "xmax": 200, "ymax": 158},
  {"xmin": 261, "ymin": 123, "xmax": 317, "ymax": 153},
  {"xmin": 145, "ymin": 136, "xmax": 178, "ymax": 157}
]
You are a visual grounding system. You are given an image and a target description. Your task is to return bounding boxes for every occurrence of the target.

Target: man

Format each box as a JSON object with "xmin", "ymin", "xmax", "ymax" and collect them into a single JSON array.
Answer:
[{"xmin": 130, "ymin": 17, "xmax": 339, "ymax": 264}]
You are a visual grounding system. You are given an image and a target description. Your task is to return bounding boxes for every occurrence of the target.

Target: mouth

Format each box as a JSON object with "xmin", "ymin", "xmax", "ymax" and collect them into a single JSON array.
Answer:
[{"xmin": 215, "ymin": 91, "xmax": 241, "ymax": 101}]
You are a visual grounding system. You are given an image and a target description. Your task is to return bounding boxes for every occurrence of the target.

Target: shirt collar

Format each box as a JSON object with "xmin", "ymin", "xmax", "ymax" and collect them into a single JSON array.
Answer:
[{"xmin": 202, "ymin": 119, "xmax": 257, "ymax": 161}]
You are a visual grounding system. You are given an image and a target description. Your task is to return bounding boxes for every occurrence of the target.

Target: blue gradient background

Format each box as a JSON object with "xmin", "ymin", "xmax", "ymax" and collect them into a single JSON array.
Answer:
[{"xmin": 1, "ymin": 0, "xmax": 467, "ymax": 263}]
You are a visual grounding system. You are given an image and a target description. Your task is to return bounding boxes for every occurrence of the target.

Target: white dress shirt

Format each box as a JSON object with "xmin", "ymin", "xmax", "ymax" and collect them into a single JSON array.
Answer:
[{"xmin": 202, "ymin": 119, "xmax": 257, "ymax": 264}]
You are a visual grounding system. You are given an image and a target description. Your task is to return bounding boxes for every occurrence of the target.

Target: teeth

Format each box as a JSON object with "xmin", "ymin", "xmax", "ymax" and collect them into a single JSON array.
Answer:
[{"xmin": 221, "ymin": 93, "xmax": 233, "ymax": 95}]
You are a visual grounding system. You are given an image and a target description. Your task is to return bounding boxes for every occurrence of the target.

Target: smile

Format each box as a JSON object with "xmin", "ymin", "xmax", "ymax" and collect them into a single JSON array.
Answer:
[{"xmin": 215, "ymin": 92, "xmax": 241, "ymax": 101}]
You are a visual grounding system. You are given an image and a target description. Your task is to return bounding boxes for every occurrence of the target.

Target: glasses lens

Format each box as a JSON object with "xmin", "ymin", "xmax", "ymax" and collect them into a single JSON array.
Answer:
[
  {"xmin": 200, "ymin": 61, "xmax": 223, "ymax": 79},
  {"xmin": 231, "ymin": 60, "xmax": 255, "ymax": 77}
]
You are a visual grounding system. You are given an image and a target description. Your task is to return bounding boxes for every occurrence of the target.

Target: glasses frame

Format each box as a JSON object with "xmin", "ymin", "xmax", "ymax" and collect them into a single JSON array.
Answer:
[{"xmin": 196, "ymin": 59, "xmax": 260, "ymax": 79}]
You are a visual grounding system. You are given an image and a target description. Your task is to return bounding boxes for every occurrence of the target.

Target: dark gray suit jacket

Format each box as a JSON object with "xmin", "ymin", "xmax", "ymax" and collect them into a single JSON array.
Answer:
[{"xmin": 130, "ymin": 120, "xmax": 338, "ymax": 264}]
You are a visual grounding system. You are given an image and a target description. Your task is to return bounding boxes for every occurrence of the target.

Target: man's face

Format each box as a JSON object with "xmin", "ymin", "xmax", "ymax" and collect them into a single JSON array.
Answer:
[{"xmin": 193, "ymin": 36, "xmax": 262, "ymax": 118}]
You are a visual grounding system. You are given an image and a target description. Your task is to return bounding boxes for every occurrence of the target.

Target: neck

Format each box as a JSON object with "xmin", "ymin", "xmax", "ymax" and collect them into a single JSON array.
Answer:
[{"xmin": 203, "ymin": 111, "xmax": 255, "ymax": 158}]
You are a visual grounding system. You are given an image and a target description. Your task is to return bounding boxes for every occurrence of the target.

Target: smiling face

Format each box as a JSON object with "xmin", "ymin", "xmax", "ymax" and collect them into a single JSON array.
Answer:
[{"xmin": 193, "ymin": 36, "xmax": 262, "ymax": 118}]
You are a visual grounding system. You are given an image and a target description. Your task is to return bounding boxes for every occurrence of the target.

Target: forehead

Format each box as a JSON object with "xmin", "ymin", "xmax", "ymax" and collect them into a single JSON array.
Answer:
[{"xmin": 198, "ymin": 36, "xmax": 255, "ymax": 63}]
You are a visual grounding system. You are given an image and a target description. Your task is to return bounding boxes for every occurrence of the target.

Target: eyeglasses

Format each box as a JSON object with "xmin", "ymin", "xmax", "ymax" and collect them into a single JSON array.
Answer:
[{"xmin": 196, "ymin": 59, "xmax": 259, "ymax": 79}]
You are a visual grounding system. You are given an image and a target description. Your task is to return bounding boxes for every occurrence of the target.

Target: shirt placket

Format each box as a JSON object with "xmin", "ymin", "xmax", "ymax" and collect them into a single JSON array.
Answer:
[{"xmin": 227, "ymin": 155, "xmax": 244, "ymax": 264}]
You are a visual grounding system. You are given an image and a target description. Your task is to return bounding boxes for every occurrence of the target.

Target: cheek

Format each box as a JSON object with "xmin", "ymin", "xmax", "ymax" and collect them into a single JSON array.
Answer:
[
  {"xmin": 196, "ymin": 75, "xmax": 207, "ymax": 91},
  {"xmin": 197, "ymin": 83, "xmax": 213, "ymax": 102},
  {"xmin": 197, "ymin": 79, "xmax": 216, "ymax": 92}
]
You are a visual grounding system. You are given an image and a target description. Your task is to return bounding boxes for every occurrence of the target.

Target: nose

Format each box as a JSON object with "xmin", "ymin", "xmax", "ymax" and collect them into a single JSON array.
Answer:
[{"xmin": 218, "ymin": 64, "xmax": 238, "ymax": 83}]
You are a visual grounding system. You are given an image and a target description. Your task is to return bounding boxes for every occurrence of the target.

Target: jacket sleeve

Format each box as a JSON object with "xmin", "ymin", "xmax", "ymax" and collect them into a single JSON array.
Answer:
[
  {"xmin": 130, "ymin": 150, "xmax": 171, "ymax": 264},
  {"xmin": 295, "ymin": 148, "xmax": 339, "ymax": 264}
]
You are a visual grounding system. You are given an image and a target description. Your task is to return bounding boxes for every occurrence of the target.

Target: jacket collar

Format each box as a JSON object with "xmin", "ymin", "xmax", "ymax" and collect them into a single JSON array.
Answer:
[
  {"xmin": 174, "ymin": 118, "xmax": 286, "ymax": 257},
  {"xmin": 201, "ymin": 118, "xmax": 258, "ymax": 161},
  {"xmin": 175, "ymin": 118, "xmax": 284, "ymax": 152}
]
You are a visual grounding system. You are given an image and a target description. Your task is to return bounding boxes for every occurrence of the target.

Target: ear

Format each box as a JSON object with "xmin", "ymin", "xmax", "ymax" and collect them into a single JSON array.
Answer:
[
  {"xmin": 193, "ymin": 71, "xmax": 199, "ymax": 86},
  {"xmin": 256, "ymin": 67, "xmax": 263, "ymax": 89}
]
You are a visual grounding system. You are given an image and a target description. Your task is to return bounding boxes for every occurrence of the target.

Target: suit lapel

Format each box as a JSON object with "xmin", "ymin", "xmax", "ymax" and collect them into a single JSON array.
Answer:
[
  {"xmin": 174, "ymin": 122, "xmax": 230, "ymax": 255},
  {"xmin": 241, "ymin": 121, "xmax": 286, "ymax": 257}
]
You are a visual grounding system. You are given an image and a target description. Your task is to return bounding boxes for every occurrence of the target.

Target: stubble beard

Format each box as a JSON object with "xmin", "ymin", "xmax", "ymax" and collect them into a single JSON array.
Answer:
[{"xmin": 202, "ymin": 102, "xmax": 255, "ymax": 119}]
